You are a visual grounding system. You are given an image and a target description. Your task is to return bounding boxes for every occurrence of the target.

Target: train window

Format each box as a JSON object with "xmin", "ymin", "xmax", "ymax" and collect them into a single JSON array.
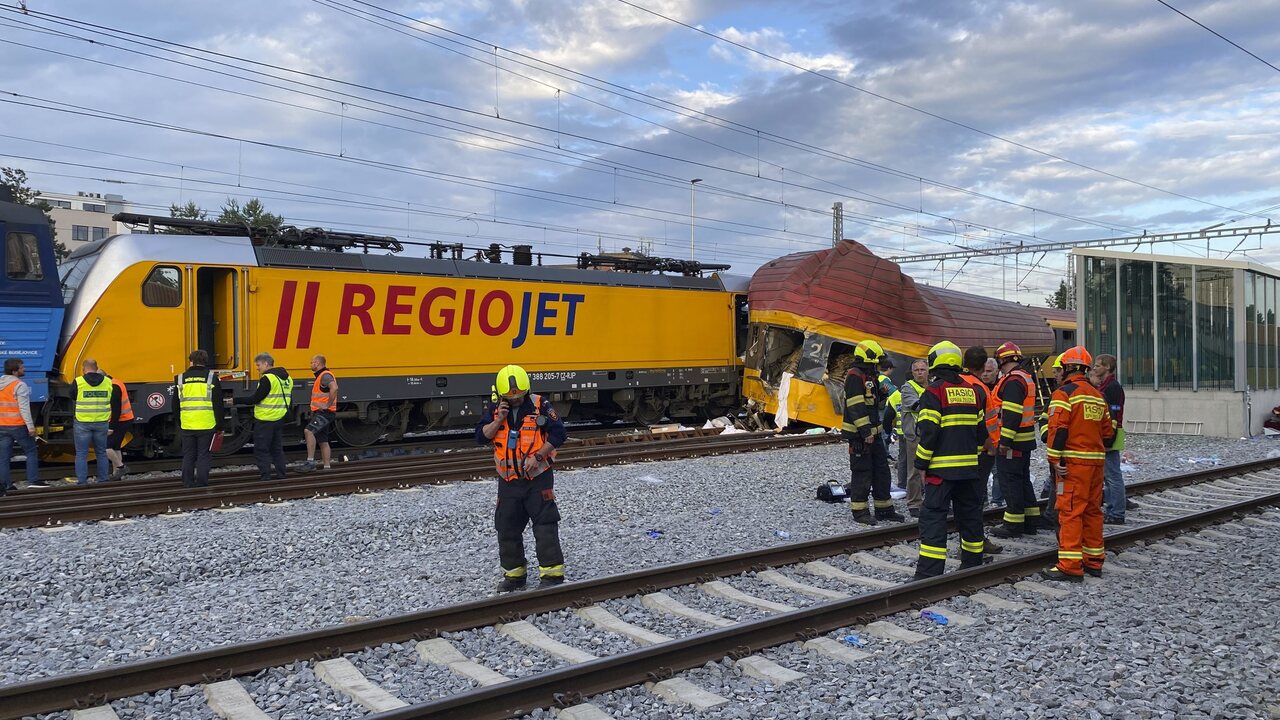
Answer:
[
  {"xmin": 142, "ymin": 266, "xmax": 182, "ymax": 307},
  {"xmin": 5, "ymin": 232, "xmax": 43, "ymax": 281}
]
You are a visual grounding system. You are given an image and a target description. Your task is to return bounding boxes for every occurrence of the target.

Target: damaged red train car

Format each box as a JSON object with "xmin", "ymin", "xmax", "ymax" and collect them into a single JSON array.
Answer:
[{"xmin": 743, "ymin": 240, "xmax": 1075, "ymax": 428}]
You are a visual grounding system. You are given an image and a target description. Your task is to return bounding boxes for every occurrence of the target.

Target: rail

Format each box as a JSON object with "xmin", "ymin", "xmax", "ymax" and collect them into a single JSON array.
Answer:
[{"xmin": 0, "ymin": 456, "xmax": 1274, "ymax": 718}]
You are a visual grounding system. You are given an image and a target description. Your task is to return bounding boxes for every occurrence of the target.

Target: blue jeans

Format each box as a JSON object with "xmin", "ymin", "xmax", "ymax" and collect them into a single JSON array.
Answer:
[
  {"xmin": 0, "ymin": 426, "xmax": 39, "ymax": 490},
  {"xmin": 74, "ymin": 421, "xmax": 110, "ymax": 485},
  {"xmin": 1102, "ymin": 450, "xmax": 1125, "ymax": 520}
]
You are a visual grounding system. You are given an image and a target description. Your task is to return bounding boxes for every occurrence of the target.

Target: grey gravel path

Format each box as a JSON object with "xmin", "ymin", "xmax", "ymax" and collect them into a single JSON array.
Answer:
[{"xmin": 0, "ymin": 434, "xmax": 1274, "ymax": 689}]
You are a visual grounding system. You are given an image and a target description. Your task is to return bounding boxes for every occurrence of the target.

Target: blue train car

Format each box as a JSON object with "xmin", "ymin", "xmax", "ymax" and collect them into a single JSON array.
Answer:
[{"xmin": 0, "ymin": 191, "xmax": 64, "ymax": 406}]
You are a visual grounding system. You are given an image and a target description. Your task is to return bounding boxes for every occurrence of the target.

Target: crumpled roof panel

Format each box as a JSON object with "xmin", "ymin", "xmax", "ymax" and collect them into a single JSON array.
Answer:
[{"xmin": 749, "ymin": 240, "xmax": 1058, "ymax": 352}]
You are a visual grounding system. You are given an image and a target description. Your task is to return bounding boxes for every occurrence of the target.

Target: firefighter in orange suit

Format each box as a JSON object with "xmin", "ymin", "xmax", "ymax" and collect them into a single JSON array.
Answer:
[
  {"xmin": 913, "ymin": 341, "xmax": 988, "ymax": 579},
  {"xmin": 477, "ymin": 364, "xmax": 568, "ymax": 592},
  {"xmin": 1041, "ymin": 346, "xmax": 1115, "ymax": 583},
  {"xmin": 843, "ymin": 340, "xmax": 905, "ymax": 525},
  {"xmin": 990, "ymin": 342, "xmax": 1046, "ymax": 538}
]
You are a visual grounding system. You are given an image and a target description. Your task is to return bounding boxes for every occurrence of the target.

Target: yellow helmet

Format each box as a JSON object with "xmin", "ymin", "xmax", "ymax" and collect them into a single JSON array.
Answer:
[
  {"xmin": 495, "ymin": 364, "xmax": 531, "ymax": 396},
  {"xmin": 1052, "ymin": 355, "xmax": 1063, "ymax": 369},
  {"xmin": 927, "ymin": 341, "xmax": 963, "ymax": 370},
  {"xmin": 853, "ymin": 340, "xmax": 885, "ymax": 364}
]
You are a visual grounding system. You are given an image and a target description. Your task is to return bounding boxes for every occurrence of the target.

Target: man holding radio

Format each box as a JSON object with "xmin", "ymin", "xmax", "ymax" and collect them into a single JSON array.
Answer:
[{"xmin": 477, "ymin": 364, "xmax": 569, "ymax": 593}]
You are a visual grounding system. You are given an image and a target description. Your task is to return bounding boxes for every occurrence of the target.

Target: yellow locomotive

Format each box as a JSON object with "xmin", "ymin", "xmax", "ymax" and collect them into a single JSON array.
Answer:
[{"xmin": 48, "ymin": 214, "xmax": 746, "ymax": 455}]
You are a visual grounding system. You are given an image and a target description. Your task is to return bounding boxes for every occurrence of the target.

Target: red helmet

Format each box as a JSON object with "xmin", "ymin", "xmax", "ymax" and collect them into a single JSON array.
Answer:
[
  {"xmin": 1058, "ymin": 345, "xmax": 1093, "ymax": 369},
  {"xmin": 995, "ymin": 342, "xmax": 1022, "ymax": 363}
]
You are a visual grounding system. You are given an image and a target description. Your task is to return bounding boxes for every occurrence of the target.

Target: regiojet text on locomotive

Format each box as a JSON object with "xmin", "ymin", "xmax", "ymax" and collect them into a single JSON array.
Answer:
[{"xmin": 272, "ymin": 280, "xmax": 586, "ymax": 350}]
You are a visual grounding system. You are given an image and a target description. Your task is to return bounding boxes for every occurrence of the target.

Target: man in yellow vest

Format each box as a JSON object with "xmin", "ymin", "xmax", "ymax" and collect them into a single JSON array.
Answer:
[
  {"xmin": 0, "ymin": 358, "xmax": 41, "ymax": 493},
  {"xmin": 884, "ymin": 358, "xmax": 928, "ymax": 517},
  {"xmin": 73, "ymin": 359, "xmax": 120, "ymax": 485},
  {"xmin": 177, "ymin": 349, "xmax": 223, "ymax": 488},
  {"xmin": 477, "ymin": 364, "xmax": 568, "ymax": 592},
  {"xmin": 234, "ymin": 352, "xmax": 293, "ymax": 482}
]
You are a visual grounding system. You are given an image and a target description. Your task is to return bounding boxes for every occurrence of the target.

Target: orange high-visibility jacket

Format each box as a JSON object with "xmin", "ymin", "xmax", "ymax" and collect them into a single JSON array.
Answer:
[
  {"xmin": 491, "ymin": 393, "xmax": 557, "ymax": 481},
  {"xmin": 959, "ymin": 371, "xmax": 999, "ymax": 451},
  {"xmin": 993, "ymin": 369, "xmax": 1037, "ymax": 451},
  {"xmin": 1045, "ymin": 372, "xmax": 1115, "ymax": 466}
]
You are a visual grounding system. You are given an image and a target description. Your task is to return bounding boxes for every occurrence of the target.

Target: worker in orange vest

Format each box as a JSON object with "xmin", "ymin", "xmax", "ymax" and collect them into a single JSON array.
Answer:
[
  {"xmin": 301, "ymin": 354, "xmax": 339, "ymax": 471},
  {"xmin": 1041, "ymin": 345, "xmax": 1115, "ymax": 583},
  {"xmin": 0, "ymin": 358, "xmax": 41, "ymax": 493},
  {"xmin": 477, "ymin": 365, "xmax": 568, "ymax": 592},
  {"xmin": 103, "ymin": 372, "xmax": 134, "ymax": 480},
  {"xmin": 989, "ymin": 342, "xmax": 1046, "ymax": 538}
]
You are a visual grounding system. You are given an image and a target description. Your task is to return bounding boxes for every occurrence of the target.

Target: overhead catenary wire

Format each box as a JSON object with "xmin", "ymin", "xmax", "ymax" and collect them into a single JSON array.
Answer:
[
  {"xmin": 2, "ymin": 91, "xmax": 1049, "ymax": 260},
  {"xmin": 312, "ymin": 0, "xmax": 1147, "ymax": 237},
  {"xmin": 611, "ymin": 0, "xmax": 1269, "ymax": 222},
  {"xmin": 0, "ymin": 10, "xmax": 1082, "ymax": 255},
  {"xmin": 1155, "ymin": 0, "xmax": 1280, "ymax": 74},
  {"xmin": 0, "ymin": 5, "xmax": 1153, "ymax": 253},
  {"xmin": 0, "ymin": 11, "xmax": 1106, "ymax": 291}
]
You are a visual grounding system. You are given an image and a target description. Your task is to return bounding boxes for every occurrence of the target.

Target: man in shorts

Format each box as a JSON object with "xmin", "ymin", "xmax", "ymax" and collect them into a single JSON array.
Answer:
[{"xmin": 301, "ymin": 355, "xmax": 338, "ymax": 471}]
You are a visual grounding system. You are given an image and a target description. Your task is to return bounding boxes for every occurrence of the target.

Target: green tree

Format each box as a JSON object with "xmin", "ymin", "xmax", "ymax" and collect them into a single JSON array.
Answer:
[
  {"xmin": 1045, "ymin": 279, "xmax": 1074, "ymax": 310},
  {"xmin": 161, "ymin": 200, "xmax": 209, "ymax": 234},
  {"xmin": 169, "ymin": 200, "xmax": 207, "ymax": 220},
  {"xmin": 1, "ymin": 166, "xmax": 70, "ymax": 259},
  {"xmin": 217, "ymin": 197, "xmax": 283, "ymax": 231}
]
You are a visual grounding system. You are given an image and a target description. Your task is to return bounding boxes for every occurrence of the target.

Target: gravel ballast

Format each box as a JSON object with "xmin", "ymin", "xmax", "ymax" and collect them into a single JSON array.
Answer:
[
  {"xmin": 579, "ymin": 514, "xmax": 1280, "ymax": 719},
  {"xmin": 0, "ymin": 433, "xmax": 1274, "ymax": 693}
]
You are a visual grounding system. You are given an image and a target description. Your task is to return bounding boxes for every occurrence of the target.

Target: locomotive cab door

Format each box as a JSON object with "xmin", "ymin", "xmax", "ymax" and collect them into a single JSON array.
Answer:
[{"xmin": 194, "ymin": 267, "xmax": 239, "ymax": 369}]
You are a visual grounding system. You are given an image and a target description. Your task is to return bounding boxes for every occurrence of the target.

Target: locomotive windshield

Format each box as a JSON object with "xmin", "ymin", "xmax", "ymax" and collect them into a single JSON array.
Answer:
[{"xmin": 57, "ymin": 249, "xmax": 100, "ymax": 304}]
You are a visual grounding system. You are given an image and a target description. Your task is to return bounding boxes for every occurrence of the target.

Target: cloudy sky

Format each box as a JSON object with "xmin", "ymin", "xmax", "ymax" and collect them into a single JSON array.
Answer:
[{"xmin": 2, "ymin": 0, "xmax": 1278, "ymax": 302}]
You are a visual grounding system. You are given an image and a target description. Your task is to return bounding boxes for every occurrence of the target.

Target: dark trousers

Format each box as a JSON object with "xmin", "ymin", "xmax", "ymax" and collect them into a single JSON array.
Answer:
[
  {"xmin": 995, "ymin": 452, "xmax": 1038, "ymax": 530},
  {"xmin": 253, "ymin": 419, "xmax": 288, "ymax": 481},
  {"xmin": 847, "ymin": 438, "xmax": 894, "ymax": 514},
  {"xmin": 915, "ymin": 475, "xmax": 985, "ymax": 579},
  {"xmin": 496, "ymin": 470, "xmax": 564, "ymax": 577},
  {"xmin": 977, "ymin": 453, "xmax": 995, "ymax": 504},
  {"xmin": 181, "ymin": 431, "xmax": 213, "ymax": 487},
  {"xmin": 0, "ymin": 426, "xmax": 39, "ymax": 491}
]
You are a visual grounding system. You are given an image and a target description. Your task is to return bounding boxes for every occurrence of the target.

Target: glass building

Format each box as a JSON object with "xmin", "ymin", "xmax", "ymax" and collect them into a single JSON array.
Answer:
[{"xmin": 1075, "ymin": 249, "xmax": 1280, "ymax": 437}]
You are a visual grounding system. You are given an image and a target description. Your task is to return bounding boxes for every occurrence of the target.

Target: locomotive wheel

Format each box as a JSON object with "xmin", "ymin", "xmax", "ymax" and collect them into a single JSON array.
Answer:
[
  {"xmin": 631, "ymin": 397, "xmax": 668, "ymax": 426},
  {"xmin": 333, "ymin": 417, "xmax": 386, "ymax": 447}
]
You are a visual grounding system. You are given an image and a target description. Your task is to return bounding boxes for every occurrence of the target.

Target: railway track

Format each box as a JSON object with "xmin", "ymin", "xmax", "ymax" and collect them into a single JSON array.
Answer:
[
  {"xmin": 3, "ymin": 458, "xmax": 1277, "ymax": 719},
  {"xmin": 0, "ymin": 429, "xmax": 835, "ymax": 529},
  {"xmin": 28, "ymin": 423, "xmax": 639, "ymax": 483}
]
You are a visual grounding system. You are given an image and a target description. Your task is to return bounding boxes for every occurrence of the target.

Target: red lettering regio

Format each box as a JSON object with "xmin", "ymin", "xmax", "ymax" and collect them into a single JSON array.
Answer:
[{"xmin": 337, "ymin": 284, "xmax": 514, "ymax": 337}]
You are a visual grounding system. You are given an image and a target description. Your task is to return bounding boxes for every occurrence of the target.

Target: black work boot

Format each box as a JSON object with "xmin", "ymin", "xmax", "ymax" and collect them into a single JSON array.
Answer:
[
  {"xmin": 851, "ymin": 509, "xmax": 877, "ymax": 526},
  {"xmin": 1039, "ymin": 567, "xmax": 1083, "ymax": 584},
  {"xmin": 983, "ymin": 537, "xmax": 1004, "ymax": 554},
  {"xmin": 875, "ymin": 508, "xmax": 906, "ymax": 523},
  {"xmin": 497, "ymin": 575, "xmax": 527, "ymax": 593},
  {"xmin": 1083, "ymin": 566, "xmax": 1103, "ymax": 578},
  {"xmin": 989, "ymin": 522, "xmax": 1023, "ymax": 539},
  {"xmin": 538, "ymin": 575, "xmax": 565, "ymax": 589}
]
